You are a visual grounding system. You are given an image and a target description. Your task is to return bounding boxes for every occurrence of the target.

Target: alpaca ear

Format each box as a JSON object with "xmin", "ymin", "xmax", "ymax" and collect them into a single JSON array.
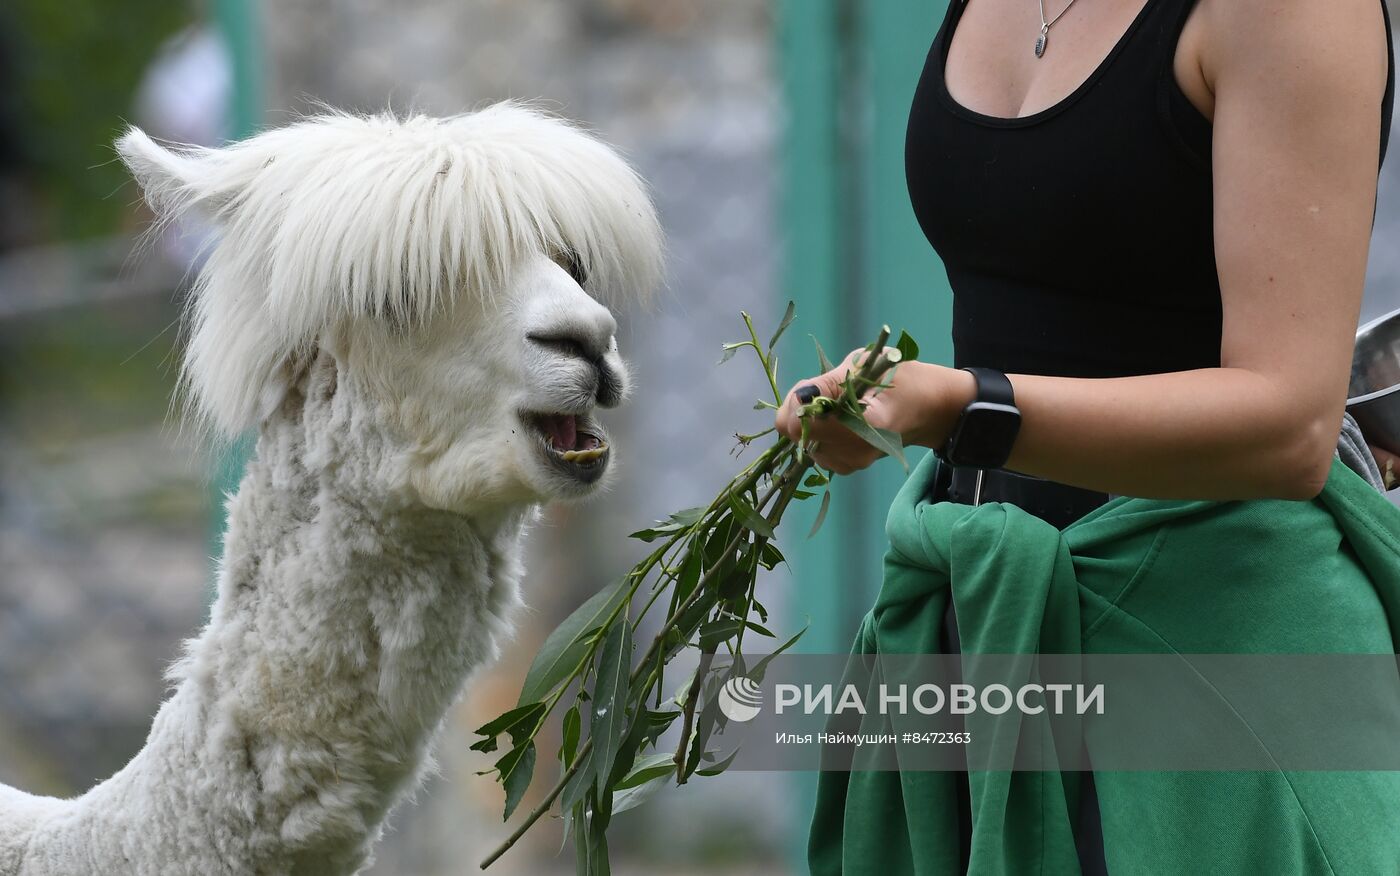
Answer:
[{"xmin": 116, "ymin": 127, "xmax": 206, "ymax": 217}]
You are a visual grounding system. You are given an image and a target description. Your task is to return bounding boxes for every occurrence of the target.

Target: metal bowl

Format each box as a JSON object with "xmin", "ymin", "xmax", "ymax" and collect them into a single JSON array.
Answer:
[{"xmin": 1347, "ymin": 305, "xmax": 1400, "ymax": 451}]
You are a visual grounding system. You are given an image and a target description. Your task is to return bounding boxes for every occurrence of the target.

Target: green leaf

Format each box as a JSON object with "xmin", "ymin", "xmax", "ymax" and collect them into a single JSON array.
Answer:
[
  {"xmin": 720, "ymin": 543, "xmax": 756, "ymax": 600},
  {"xmin": 696, "ymin": 517, "xmax": 740, "ymax": 601},
  {"xmin": 644, "ymin": 709, "xmax": 682, "ymax": 746},
  {"xmin": 560, "ymin": 798, "xmax": 575, "ymax": 857},
  {"xmin": 561, "ymin": 703, "xmax": 581, "ymax": 767},
  {"xmin": 612, "ymin": 769, "xmax": 673, "ymax": 815},
  {"xmin": 838, "ymin": 370, "xmax": 860, "ymax": 404},
  {"xmin": 591, "ymin": 762, "xmax": 616, "ymax": 836},
  {"xmin": 627, "ymin": 507, "xmax": 703, "ymax": 542},
  {"xmin": 604, "ymin": 706, "xmax": 651, "ymax": 794},
  {"xmin": 808, "ymin": 489, "xmax": 832, "ymax": 538},
  {"xmin": 727, "ymin": 493, "xmax": 775, "ymax": 540},
  {"xmin": 671, "ymin": 665, "xmax": 699, "ymax": 709},
  {"xmin": 804, "ymin": 471, "xmax": 830, "ymax": 488},
  {"xmin": 717, "ymin": 340, "xmax": 751, "ymax": 366},
  {"xmin": 752, "ymin": 596, "xmax": 769, "ymax": 624},
  {"xmin": 472, "ymin": 701, "xmax": 546, "ymax": 754},
  {"xmin": 587, "ymin": 797, "xmax": 612, "ymax": 876},
  {"xmin": 768, "ymin": 300, "xmax": 797, "ymax": 351},
  {"xmin": 590, "ymin": 620, "xmax": 632, "ymax": 796},
  {"xmin": 519, "ymin": 576, "xmax": 629, "ymax": 706},
  {"xmin": 614, "ymin": 752, "xmax": 676, "ymax": 791},
  {"xmin": 895, "ymin": 329, "xmax": 919, "ymax": 363},
  {"xmin": 699, "ymin": 617, "xmax": 744, "ymax": 651},
  {"xmin": 572, "ymin": 793, "xmax": 609, "ymax": 876},
  {"xmin": 744, "ymin": 620, "xmax": 777, "ymax": 638},
  {"xmin": 834, "ymin": 409, "xmax": 907, "ymax": 468},
  {"xmin": 561, "ymin": 741, "xmax": 596, "ymax": 813},
  {"xmin": 682, "ymin": 679, "xmax": 726, "ymax": 778},
  {"xmin": 695, "ymin": 747, "xmax": 741, "ymax": 777},
  {"xmin": 702, "ymin": 514, "xmax": 737, "ymax": 565},
  {"xmin": 497, "ymin": 741, "xmax": 537, "ymax": 820},
  {"xmin": 667, "ymin": 506, "xmax": 707, "ymax": 528},
  {"xmin": 751, "ymin": 621, "xmax": 809, "ymax": 681},
  {"xmin": 675, "ymin": 592, "xmax": 718, "ymax": 643},
  {"xmin": 811, "ymin": 334, "xmax": 835, "ymax": 373},
  {"xmin": 573, "ymin": 801, "xmax": 589, "ymax": 873},
  {"xmin": 756, "ymin": 541, "xmax": 784, "ymax": 571},
  {"xmin": 674, "ymin": 546, "xmax": 703, "ymax": 606}
]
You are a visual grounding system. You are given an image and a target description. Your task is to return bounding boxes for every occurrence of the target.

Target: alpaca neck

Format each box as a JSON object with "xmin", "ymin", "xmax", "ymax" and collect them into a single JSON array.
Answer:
[
  {"xmin": 187, "ymin": 406, "xmax": 529, "ymax": 866},
  {"xmin": 202, "ymin": 407, "xmax": 528, "ymax": 753},
  {"xmin": 26, "ymin": 390, "xmax": 531, "ymax": 875}
]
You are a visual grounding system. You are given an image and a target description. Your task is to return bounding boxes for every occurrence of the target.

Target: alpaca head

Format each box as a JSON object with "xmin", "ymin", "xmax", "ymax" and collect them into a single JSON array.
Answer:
[{"xmin": 118, "ymin": 103, "xmax": 663, "ymax": 510}]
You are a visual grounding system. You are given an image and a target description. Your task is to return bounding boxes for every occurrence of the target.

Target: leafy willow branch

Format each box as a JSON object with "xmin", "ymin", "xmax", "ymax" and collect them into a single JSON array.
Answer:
[{"xmin": 476, "ymin": 303, "xmax": 919, "ymax": 872}]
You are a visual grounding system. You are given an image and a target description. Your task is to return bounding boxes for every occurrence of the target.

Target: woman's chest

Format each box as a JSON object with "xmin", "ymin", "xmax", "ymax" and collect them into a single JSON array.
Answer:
[
  {"xmin": 904, "ymin": 0, "xmax": 1218, "ymax": 285},
  {"xmin": 941, "ymin": 0, "xmax": 1215, "ymax": 124}
]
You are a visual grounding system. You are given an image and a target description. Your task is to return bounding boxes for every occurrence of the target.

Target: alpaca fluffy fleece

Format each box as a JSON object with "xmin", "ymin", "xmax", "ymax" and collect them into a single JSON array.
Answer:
[
  {"xmin": 15, "ymin": 362, "xmax": 526, "ymax": 875},
  {"xmin": 0, "ymin": 103, "xmax": 661, "ymax": 875}
]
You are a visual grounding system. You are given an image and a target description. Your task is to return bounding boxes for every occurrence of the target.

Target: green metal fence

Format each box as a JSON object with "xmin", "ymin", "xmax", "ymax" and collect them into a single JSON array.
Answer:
[
  {"xmin": 777, "ymin": 0, "xmax": 952, "ymax": 866},
  {"xmin": 207, "ymin": 0, "xmax": 261, "ymax": 581}
]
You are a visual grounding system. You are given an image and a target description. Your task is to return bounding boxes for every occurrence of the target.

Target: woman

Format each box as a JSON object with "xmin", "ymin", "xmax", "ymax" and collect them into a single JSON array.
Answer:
[{"xmin": 776, "ymin": 0, "xmax": 1396, "ymax": 871}]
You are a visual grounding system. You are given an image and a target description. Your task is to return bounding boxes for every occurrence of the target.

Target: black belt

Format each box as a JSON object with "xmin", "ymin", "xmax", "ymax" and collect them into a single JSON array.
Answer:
[{"xmin": 926, "ymin": 463, "xmax": 1114, "ymax": 531}]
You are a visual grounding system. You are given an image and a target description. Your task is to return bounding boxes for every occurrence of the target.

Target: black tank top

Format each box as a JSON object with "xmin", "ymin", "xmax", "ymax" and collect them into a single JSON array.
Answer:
[{"xmin": 905, "ymin": 0, "xmax": 1396, "ymax": 379}]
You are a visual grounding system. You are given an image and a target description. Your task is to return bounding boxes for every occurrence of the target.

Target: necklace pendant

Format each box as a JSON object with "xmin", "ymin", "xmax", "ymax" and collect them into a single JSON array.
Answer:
[{"xmin": 1034, "ymin": 28, "xmax": 1048, "ymax": 58}]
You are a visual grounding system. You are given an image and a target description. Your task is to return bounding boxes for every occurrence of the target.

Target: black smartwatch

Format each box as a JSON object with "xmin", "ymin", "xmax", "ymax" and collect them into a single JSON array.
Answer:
[{"xmin": 939, "ymin": 367, "xmax": 1022, "ymax": 469}]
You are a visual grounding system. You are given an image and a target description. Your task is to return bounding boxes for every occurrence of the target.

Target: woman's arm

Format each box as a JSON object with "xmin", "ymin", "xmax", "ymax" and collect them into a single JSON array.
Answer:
[{"xmin": 778, "ymin": 0, "xmax": 1390, "ymax": 500}]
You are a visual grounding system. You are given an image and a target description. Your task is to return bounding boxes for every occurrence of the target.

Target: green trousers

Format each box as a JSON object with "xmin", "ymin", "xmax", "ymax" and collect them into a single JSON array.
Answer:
[{"xmin": 809, "ymin": 453, "xmax": 1400, "ymax": 875}]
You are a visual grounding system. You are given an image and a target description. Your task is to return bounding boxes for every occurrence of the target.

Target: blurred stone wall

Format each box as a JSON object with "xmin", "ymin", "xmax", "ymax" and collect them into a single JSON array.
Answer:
[{"xmin": 0, "ymin": 238, "xmax": 208, "ymax": 795}]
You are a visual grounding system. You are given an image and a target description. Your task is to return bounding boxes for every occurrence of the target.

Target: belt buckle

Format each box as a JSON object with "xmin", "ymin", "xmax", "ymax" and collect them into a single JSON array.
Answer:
[{"xmin": 973, "ymin": 468, "xmax": 985, "ymax": 506}]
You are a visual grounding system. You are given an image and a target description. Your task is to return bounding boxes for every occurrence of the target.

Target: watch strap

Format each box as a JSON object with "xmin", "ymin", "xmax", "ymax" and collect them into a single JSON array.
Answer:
[{"xmin": 961, "ymin": 366, "xmax": 1015, "ymax": 407}]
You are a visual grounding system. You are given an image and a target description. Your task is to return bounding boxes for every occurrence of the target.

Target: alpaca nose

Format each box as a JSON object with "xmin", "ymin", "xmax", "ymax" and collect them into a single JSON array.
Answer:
[
  {"xmin": 524, "ymin": 301, "xmax": 619, "ymax": 364},
  {"xmin": 525, "ymin": 319, "xmax": 627, "ymax": 408},
  {"xmin": 524, "ymin": 275, "xmax": 627, "ymax": 405},
  {"xmin": 525, "ymin": 329, "xmax": 607, "ymax": 363}
]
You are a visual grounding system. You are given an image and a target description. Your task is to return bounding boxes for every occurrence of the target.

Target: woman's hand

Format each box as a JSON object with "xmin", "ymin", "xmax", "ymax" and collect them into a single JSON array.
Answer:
[{"xmin": 774, "ymin": 348, "xmax": 976, "ymax": 475}]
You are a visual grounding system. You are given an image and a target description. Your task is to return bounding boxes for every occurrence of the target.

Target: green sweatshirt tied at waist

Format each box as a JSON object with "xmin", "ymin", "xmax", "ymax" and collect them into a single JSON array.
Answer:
[{"xmin": 809, "ymin": 452, "xmax": 1400, "ymax": 875}]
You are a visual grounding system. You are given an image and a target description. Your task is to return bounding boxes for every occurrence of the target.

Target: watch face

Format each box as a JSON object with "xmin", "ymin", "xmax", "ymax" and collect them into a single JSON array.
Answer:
[{"xmin": 947, "ymin": 402, "xmax": 1021, "ymax": 469}]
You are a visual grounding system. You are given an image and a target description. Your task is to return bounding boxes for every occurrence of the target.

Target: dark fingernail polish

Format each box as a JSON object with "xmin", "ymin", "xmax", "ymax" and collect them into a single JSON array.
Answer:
[{"xmin": 795, "ymin": 384, "xmax": 820, "ymax": 404}]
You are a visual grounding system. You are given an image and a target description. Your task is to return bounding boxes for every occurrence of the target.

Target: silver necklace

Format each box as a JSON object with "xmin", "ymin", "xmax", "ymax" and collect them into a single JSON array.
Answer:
[{"xmin": 1035, "ymin": 0, "xmax": 1083, "ymax": 58}]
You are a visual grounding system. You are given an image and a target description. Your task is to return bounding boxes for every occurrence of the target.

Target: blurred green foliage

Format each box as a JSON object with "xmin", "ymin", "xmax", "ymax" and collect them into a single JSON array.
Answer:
[
  {"xmin": 5, "ymin": 0, "xmax": 192, "ymax": 240},
  {"xmin": 0, "ymin": 295, "xmax": 182, "ymax": 444}
]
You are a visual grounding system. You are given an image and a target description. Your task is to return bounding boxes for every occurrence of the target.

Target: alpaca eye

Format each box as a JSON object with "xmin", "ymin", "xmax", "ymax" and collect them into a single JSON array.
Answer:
[{"xmin": 553, "ymin": 249, "xmax": 587, "ymax": 286}]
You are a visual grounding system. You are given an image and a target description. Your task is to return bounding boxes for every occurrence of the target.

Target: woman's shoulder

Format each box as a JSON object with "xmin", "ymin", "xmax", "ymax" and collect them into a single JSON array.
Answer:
[{"xmin": 1195, "ymin": 0, "xmax": 1389, "ymax": 110}]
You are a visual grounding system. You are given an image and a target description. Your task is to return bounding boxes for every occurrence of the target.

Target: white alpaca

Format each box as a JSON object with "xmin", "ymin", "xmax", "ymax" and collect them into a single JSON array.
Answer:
[{"xmin": 0, "ymin": 103, "xmax": 662, "ymax": 875}]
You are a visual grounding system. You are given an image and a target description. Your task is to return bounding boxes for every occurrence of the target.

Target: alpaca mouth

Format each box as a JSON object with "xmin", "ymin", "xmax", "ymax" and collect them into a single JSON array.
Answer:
[{"xmin": 520, "ymin": 410, "xmax": 611, "ymax": 481}]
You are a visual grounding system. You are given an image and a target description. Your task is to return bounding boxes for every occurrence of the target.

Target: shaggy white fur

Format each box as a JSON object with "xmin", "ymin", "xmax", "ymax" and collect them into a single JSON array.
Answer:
[{"xmin": 0, "ymin": 103, "xmax": 662, "ymax": 875}]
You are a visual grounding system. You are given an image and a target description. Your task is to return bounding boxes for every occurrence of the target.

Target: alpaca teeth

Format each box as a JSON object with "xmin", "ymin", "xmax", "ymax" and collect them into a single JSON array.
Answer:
[{"xmin": 561, "ymin": 443, "xmax": 607, "ymax": 463}]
